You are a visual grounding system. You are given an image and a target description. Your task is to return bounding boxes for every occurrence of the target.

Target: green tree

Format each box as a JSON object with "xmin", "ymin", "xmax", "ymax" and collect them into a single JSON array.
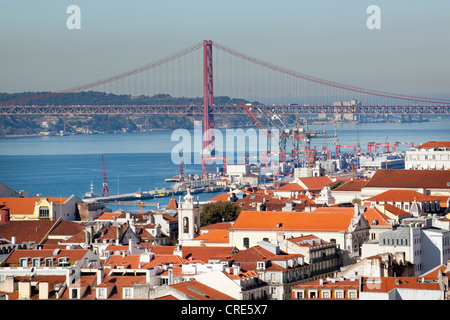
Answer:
[{"xmin": 200, "ymin": 201, "xmax": 242, "ymax": 227}]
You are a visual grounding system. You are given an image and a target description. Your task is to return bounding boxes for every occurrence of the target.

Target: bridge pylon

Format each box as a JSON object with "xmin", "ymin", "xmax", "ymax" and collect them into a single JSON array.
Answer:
[{"xmin": 202, "ymin": 40, "xmax": 214, "ymax": 174}]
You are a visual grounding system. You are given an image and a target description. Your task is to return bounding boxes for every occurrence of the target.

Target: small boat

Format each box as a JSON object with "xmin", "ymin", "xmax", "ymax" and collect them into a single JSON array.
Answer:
[
  {"xmin": 154, "ymin": 193, "xmax": 166, "ymax": 198},
  {"xmin": 165, "ymin": 176, "xmax": 181, "ymax": 182}
]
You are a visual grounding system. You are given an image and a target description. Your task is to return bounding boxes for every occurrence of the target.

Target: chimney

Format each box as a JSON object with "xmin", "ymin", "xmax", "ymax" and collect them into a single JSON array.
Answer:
[
  {"xmin": 116, "ymin": 225, "xmax": 123, "ymax": 243},
  {"xmin": 146, "ymin": 269, "xmax": 152, "ymax": 284},
  {"xmin": 168, "ymin": 268, "xmax": 174, "ymax": 285},
  {"xmin": 83, "ymin": 230, "xmax": 90, "ymax": 246},
  {"xmin": 39, "ymin": 282, "xmax": 49, "ymax": 300},
  {"xmin": 173, "ymin": 244, "xmax": 183, "ymax": 257},
  {"xmin": 128, "ymin": 239, "xmax": 134, "ymax": 254},
  {"xmin": 18, "ymin": 282, "xmax": 31, "ymax": 300},
  {"xmin": 233, "ymin": 264, "xmax": 240, "ymax": 275},
  {"xmin": 96, "ymin": 268, "xmax": 105, "ymax": 285}
]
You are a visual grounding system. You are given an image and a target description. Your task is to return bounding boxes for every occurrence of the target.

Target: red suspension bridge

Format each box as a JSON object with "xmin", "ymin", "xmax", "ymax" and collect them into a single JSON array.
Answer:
[
  {"xmin": 1, "ymin": 40, "xmax": 449, "ymax": 130},
  {"xmin": 3, "ymin": 40, "xmax": 448, "ymax": 173}
]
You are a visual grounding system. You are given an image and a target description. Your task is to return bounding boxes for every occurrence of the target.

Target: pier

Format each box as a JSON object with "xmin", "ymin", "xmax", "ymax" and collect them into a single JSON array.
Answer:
[{"xmin": 82, "ymin": 177, "xmax": 227, "ymax": 204}]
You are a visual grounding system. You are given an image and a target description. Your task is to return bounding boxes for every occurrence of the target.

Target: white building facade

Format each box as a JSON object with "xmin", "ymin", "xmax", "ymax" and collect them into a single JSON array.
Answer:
[
  {"xmin": 405, "ymin": 141, "xmax": 450, "ymax": 170},
  {"xmin": 361, "ymin": 217, "xmax": 450, "ymax": 276}
]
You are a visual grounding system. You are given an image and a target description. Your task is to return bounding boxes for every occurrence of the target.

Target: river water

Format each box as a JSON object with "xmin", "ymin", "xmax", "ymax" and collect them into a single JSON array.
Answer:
[{"xmin": 0, "ymin": 119, "xmax": 448, "ymax": 209}]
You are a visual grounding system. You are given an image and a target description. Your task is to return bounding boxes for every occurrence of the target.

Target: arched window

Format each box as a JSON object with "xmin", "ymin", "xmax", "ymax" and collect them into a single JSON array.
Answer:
[{"xmin": 183, "ymin": 217, "xmax": 189, "ymax": 233}]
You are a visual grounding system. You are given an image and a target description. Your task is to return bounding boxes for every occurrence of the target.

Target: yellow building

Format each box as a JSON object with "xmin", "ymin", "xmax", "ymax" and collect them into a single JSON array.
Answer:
[{"xmin": 0, "ymin": 195, "xmax": 81, "ymax": 221}]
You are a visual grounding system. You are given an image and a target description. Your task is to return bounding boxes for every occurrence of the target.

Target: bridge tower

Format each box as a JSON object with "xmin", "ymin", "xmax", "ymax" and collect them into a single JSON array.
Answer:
[{"xmin": 202, "ymin": 40, "xmax": 214, "ymax": 173}]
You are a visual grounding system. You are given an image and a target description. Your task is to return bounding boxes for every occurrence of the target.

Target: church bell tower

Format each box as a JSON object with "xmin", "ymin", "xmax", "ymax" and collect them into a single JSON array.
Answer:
[{"xmin": 177, "ymin": 189, "xmax": 200, "ymax": 245}]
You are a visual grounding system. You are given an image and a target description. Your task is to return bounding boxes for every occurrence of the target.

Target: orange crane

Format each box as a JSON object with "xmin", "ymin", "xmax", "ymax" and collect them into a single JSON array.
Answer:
[
  {"xmin": 240, "ymin": 103, "xmax": 268, "ymax": 137},
  {"xmin": 178, "ymin": 151, "xmax": 184, "ymax": 182},
  {"xmin": 101, "ymin": 155, "xmax": 109, "ymax": 197},
  {"xmin": 103, "ymin": 201, "xmax": 160, "ymax": 213},
  {"xmin": 393, "ymin": 142, "xmax": 414, "ymax": 152}
]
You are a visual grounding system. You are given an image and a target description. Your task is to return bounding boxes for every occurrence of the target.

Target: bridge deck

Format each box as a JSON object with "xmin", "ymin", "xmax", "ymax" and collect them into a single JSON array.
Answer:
[{"xmin": 1, "ymin": 104, "xmax": 448, "ymax": 115}]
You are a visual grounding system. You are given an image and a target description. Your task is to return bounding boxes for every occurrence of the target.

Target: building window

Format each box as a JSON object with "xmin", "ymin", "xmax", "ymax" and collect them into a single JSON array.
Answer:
[
  {"xmin": 124, "ymin": 288, "xmax": 132, "ymax": 299},
  {"xmin": 39, "ymin": 206, "xmax": 50, "ymax": 219},
  {"xmin": 98, "ymin": 288, "xmax": 105, "ymax": 299},
  {"xmin": 19, "ymin": 258, "xmax": 29, "ymax": 267},
  {"xmin": 243, "ymin": 237, "xmax": 250, "ymax": 249},
  {"xmin": 322, "ymin": 291, "xmax": 330, "ymax": 299},
  {"xmin": 183, "ymin": 217, "xmax": 189, "ymax": 233},
  {"xmin": 270, "ymin": 273, "xmax": 277, "ymax": 283},
  {"xmin": 32, "ymin": 258, "xmax": 41, "ymax": 267},
  {"xmin": 257, "ymin": 262, "xmax": 266, "ymax": 270},
  {"xmin": 349, "ymin": 291, "xmax": 357, "ymax": 299},
  {"xmin": 335, "ymin": 291, "xmax": 344, "ymax": 299},
  {"xmin": 296, "ymin": 291, "xmax": 303, "ymax": 299},
  {"xmin": 45, "ymin": 258, "xmax": 54, "ymax": 267},
  {"xmin": 58, "ymin": 257, "xmax": 69, "ymax": 267}
]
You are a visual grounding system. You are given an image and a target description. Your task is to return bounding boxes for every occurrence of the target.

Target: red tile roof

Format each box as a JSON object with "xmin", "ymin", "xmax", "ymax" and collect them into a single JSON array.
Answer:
[
  {"xmin": 0, "ymin": 197, "xmax": 68, "ymax": 216},
  {"xmin": 287, "ymin": 234, "xmax": 328, "ymax": 247},
  {"xmin": 375, "ymin": 203, "xmax": 413, "ymax": 218},
  {"xmin": 193, "ymin": 230, "xmax": 230, "ymax": 243},
  {"xmin": 166, "ymin": 198, "xmax": 178, "ymax": 210},
  {"xmin": 170, "ymin": 280, "xmax": 235, "ymax": 300},
  {"xmin": 231, "ymin": 208, "xmax": 355, "ymax": 232},
  {"xmin": 364, "ymin": 169, "xmax": 450, "ymax": 189},
  {"xmin": 221, "ymin": 245, "xmax": 303, "ymax": 272},
  {"xmin": 49, "ymin": 221, "xmax": 86, "ymax": 236},
  {"xmin": 201, "ymin": 221, "xmax": 234, "ymax": 231},
  {"xmin": 363, "ymin": 207, "xmax": 392, "ymax": 226},
  {"xmin": 275, "ymin": 183, "xmax": 305, "ymax": 192},
  {"xmin": 366, "ymin": 189, "xmax": 440, "ymax": 202},
  {"xmin": 298, "ymin": 176, "xmax": 333, "ymax": 190},
  {"xmin": 415, "ymin": 141, "xmax": 450, "ymax": 149},
  {"xmin": 207, "ymin": 193, "xmax": 232, "ymax": 202},
  {"xmin": 333, "ymin": 179, "xmax": 369, "ymax": 192},
  {"xmin": 142, "ymin": 245, "xmax": 236, "ymax": 263},
  {"xmin": 0, "ymin": 220, "xmax": 58, "ymax": 244},
  {"xmin": 421, "ymin": 265, "xmax": 447, "ymax": 279},
  {"xmin": 360, "ymin": 277, "xmax": 441, "ymax": 292},
  {"xmin": 93, "ymin": 275, "xmax": 147, "ymax": 299},
  {"xmin": 95, "ymin": 212, "xmax": 125, "ymax": 221},
  {"xmin": 293, "ymin": 278, "xmax": 359, "ymax": 290}
]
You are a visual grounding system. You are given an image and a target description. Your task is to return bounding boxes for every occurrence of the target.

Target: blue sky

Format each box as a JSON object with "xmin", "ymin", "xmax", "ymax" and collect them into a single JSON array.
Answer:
[{"xmin": 1, "ymin": 0, "xmax": 449, "ymax": 97}]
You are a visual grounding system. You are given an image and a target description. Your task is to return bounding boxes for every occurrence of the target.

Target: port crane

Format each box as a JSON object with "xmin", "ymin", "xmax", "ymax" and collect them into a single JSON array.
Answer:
[
  {"xmin": 202, "ymin": 157, "xmax": 227, "ymax": 175},
  {"xmin": 367, "ymin": 141, "xmax": 414, "ymax": 154},
  {"xmin": 103, "ymin": 201, "xmax": 160, "ymax": 213},
  {"xmin": 393, "ymin": 142, "xmax": 414, "ymax": 152},
  {"xmin": 178, "ymin": 151, "xmax": 185, "ymax": 182},
  {"xmin": 241, "ymin": 104, "xmax": 334, "ymax": 166},
  {"xmin": 101, "ymin": 155, "xmax": 109, "ymax": 197},
  {"xmin": 335, "ymin": 145, "xmax": 357, "ymax": 156}
]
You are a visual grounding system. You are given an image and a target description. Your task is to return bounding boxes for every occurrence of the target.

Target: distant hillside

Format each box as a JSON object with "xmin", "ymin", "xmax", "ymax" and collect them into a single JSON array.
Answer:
[
  {"xmin": 0, "ymin": 92, "xmax": 260, "ymax": 135},
  {"xmin": 0, "ymin": 91, "xmax": 256, "ymax": 106}
]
